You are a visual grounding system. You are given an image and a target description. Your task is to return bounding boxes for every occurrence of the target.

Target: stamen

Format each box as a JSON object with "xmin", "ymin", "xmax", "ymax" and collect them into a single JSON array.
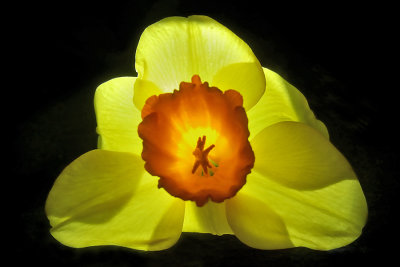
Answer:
[{"xmin": 192, "ymin": 136, "xmax": 215, "ymax": 175}]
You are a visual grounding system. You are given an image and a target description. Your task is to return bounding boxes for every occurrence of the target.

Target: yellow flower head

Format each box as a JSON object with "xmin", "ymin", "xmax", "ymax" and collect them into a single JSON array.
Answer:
[{"xmin": 45, "ymin": 15, "xmax": 367, "ymax": 251}]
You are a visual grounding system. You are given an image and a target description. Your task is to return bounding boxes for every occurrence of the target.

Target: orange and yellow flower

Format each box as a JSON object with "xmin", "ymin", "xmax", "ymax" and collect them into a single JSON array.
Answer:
[{"xmin": 45, "ymin": 15, "xmax": 367, "ymax": 251}]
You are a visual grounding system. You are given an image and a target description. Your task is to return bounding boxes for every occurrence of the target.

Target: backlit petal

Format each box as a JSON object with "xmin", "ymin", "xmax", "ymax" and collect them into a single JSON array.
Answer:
[
  {"xmin": 226, "ymin": 193, "xmax": 293, "ymax": 249},
  {"xmin": 212, "ymin": 62, "xmax": 265, "ymax": 109},
  {"xmin": 134, "ymin": 15, "xmax": 264, "ymax": 109},
  {"xmin": 46, "ymin": 150, "xmax": 185, "ymax": 251},
  {"xmin": 133, "ymin": 78, "xmax": 163, "ymax": 110},
  {"xmin": 183, "ymin": 201, "xmax": 233, "ymax": 235},
  {"xmin": 232, "ymin": 171, "xmax": 367, "ymax": 250},
  {"xmin": 228, "ymin": 122, "xmax": 368, "ymax": 250},
  {"xmin": 94, "ymin": 77, "xmax": 142, "ymax": 155},
  {"xmin": 247, "ymin": 68, "xmax": 328, "ymax": 139},
  {"xmin": 251, "ymin": 121, "xmax": 354, "ymax": 189}
]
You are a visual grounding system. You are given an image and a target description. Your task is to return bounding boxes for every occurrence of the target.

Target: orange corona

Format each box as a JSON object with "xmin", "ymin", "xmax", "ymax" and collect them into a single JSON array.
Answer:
[{"xmin": 138, "ymin": 75, "xmax": 255, "ymax": 206}]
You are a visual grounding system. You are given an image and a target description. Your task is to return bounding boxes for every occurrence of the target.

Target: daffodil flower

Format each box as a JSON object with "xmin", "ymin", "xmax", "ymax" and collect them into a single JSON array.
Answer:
[{"xmin": 45, "ymin": 15, "xmax": 367, "ymax": 251}]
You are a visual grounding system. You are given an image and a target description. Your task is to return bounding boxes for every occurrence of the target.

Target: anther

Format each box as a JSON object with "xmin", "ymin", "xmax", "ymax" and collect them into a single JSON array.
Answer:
[{"xmin": 191, "ymin": 136, "xmax": 215, "ymax": 175}]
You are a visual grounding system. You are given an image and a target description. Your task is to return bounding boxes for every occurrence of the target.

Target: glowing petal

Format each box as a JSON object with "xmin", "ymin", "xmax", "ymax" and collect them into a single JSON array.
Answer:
[
  {"xmin": 247, "ymin": 68, "xmax": 328, "ymax": 139},
  {"xmin": 45, "ymin": 150, "xmax": 185, "ymax": 251},
  {"xmin": 183, "ymin": 201, "xmax": 233, "ymax": 235},
  {"xmin": 251, "ymin": 121, "xmax": 354, "ymax": 189},
  {"xmin": 134, "ymin": 15, "xmax": 264, "ymax": 109},
  {"xmin": 133, "ymin": 78, "xmax": 163, "ymax": 110},
  {"xmin": 212, "ymin": 62, "xmax": 265, "ymax": 110},
  {"xmin": 227, "ymin": 122, "xmax": 367, "ymax": 250},
  {"xmin": 233, "ymin": 171, "xmax": 367, "ymax": 250},
  {"xmin": 94, "ymin": 77, "xmax": 143, "ymax": 155},
  {"xmin": 226, "ymin": 193, "xmax": 293, "ymax": 249}
]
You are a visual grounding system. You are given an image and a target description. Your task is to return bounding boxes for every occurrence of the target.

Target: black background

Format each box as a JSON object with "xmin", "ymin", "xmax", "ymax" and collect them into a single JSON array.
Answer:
[{"xmin": 12, "ymin": 0, "xmax": 397, "ymax": 266}]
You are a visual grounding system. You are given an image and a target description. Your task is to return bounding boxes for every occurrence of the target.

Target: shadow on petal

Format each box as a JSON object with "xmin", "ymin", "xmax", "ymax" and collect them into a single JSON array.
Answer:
[{"xmin": 51, "ymin": 192, "xmax": 136, "ymax": 230}]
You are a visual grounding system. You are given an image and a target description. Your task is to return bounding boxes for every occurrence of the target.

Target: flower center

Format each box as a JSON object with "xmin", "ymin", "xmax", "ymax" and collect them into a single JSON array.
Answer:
[
  {"xmin": 192, "ymin": 136, "xmax": 215, "ymax": 175},
  {"xmin": 138, "ymin": 75, "xmax": 255, "ymax": 206}
]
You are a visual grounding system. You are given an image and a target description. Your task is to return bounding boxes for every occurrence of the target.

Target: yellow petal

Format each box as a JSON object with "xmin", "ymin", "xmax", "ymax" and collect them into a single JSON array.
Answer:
[
  {"xmin": 226, "ymin": 193, "xmax": 293, "ymax": 249},
  {"xmin": 247, "ymin": 67, "xmax": 328, "ymax": 139},
  {"xmin": 94, "ymin": 77, "xmax": 143, "ymax": 155},
  {"xmin": 234, "ymin": 171, "xmax": 367, "ymax": 250},
  {"xmin": 46, "ymin": 150, "xmax": 185, "ymax": 251},
  {"xmin": 183, "ymin": 201, "xmax": 233, "ymax": 235},
  {"xmin": 229, "ymin": 122, "xmax": 368, "ymax": 250},
  {"xmin": 251, "ymin": 121, "xmax": 354, "ymax": 189},
  {"xmin": 212, "ymin": 62, "xmax": 265, "ymax": 110},
  {"xmin": 133, "ymin": 78, "xmax": 163, "ymax": 110},
  {"xmin": 134, "ymin": 15, "xmax": 264, "ymax": 109}
]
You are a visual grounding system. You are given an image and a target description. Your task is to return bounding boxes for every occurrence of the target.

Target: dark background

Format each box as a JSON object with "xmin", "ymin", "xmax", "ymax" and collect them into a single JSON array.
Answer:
[{"xmin": 12, "ymin": 0, "xmax": 397, "ymax": 266}]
